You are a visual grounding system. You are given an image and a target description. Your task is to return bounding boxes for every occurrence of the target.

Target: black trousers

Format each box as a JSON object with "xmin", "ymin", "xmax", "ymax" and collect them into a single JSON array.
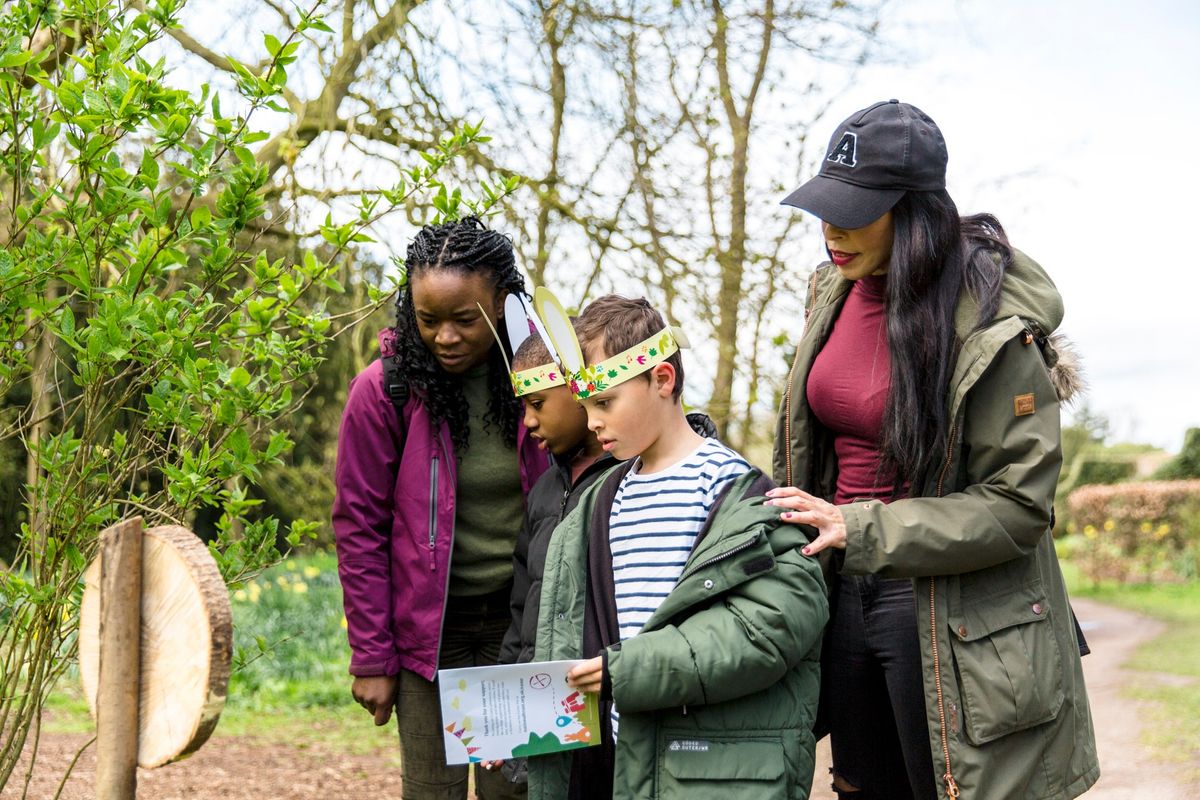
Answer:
[{"xmin": 826, "ymin": 575, "xmax": 937, "ymax": 800}]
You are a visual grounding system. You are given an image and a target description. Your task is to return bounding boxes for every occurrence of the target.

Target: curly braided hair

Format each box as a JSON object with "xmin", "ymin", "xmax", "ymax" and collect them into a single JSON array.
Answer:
[{"xmin": 392, "ymin": 217, "xmax": 526, "ymax": 452}]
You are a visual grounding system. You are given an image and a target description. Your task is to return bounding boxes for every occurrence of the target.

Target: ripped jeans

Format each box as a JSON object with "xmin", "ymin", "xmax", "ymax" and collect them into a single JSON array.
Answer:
[{"xmin": 826, "ymin": 575, "xmax": 937, "ymax": 800}]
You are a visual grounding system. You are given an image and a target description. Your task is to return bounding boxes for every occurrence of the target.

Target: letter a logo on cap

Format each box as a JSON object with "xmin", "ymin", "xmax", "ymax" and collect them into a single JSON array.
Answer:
[{"xmin": 827, "ymin": 132, "xmax": 858, "ymax": 167}]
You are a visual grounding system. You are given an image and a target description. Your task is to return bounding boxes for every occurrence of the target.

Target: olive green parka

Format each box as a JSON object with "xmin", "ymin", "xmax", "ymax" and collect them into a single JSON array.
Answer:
[
  {"xmin": 774, "ymin": 250, "xmax": 1099, "ymax": 800},
  {"xmin": 529, "ymin": 468, "xmax": 829, "ymax": 799}
]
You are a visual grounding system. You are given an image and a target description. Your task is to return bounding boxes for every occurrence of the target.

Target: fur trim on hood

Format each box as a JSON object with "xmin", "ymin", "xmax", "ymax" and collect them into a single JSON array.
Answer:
[{"xmin": 1042, "ymin": 332, "xmax": 1086, "ymax": 405}]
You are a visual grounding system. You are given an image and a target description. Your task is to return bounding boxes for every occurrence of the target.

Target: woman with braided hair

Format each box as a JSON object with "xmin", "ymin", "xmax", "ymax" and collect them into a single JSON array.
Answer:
[{"xmin": 333, "ymin": 216, "xmax": 549, "ymax": 799}]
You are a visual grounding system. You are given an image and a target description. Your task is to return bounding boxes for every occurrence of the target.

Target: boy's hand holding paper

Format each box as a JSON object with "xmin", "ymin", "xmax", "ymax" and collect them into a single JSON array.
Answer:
[{"xmin": 566, "ymin": 656, "xmax": 604, "ymax": 694}]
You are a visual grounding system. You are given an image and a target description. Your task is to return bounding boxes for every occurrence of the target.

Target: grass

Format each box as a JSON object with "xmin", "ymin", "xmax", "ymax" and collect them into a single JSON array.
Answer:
[
  {"xmin": 42, "ymin": 549, "xmax": 401, "ymax": 759},
  {"xmin": 1063, "ymin": 559, "xmax": 1200, "ymax": 783}
]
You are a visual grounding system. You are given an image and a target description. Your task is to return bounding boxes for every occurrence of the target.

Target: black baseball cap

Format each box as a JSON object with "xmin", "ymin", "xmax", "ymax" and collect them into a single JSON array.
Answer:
[{"xmin": 781, "ymin": 99, "xmax": 948, "ymax": 229}]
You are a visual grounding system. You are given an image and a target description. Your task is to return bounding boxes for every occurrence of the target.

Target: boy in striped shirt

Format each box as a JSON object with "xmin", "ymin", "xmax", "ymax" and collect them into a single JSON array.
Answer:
[{"xmin": 530, "ymin": 295, "xmax": 826, "ymax": 800}]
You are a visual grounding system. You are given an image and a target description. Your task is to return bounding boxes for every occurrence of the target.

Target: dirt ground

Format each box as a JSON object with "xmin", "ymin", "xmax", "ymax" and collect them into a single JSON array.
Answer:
[
  {"xmin": 0, "ymin": 736, "xmax": 406, "ymax": 800},
  {"xmin": 3, "ymin": 599, "xmax": 1195, "ymax": 799}
]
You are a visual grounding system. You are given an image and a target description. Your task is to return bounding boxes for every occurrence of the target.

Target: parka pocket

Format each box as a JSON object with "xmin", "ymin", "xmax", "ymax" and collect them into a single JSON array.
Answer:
[
  {"xmin": 947, "ymin": 585, "xmax": 1065, "ymax": 745},
  {"xmin": 657, "ymin": 735, "xmax": 790, "ymax": 799}
]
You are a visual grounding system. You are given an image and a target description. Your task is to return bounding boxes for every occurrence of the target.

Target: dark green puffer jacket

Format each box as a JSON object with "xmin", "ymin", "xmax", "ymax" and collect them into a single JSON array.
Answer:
[
  {"xmin": 774, "ymin": 250, "xmax": 1099, "ymax": 800},
  {"xmin": 529, "ymin": 469, "xmax": 829, "ymax": 800}
]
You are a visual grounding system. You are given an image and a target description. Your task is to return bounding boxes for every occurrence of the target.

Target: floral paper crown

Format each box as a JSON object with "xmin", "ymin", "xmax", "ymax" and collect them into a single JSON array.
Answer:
[
  {"xmin": 532, "ymin": 287, "xmax": 688, "ymax": 401},
  {"xmin": 478, "ymin": 295, "xmax": 566, "ymax": 398},
  {"xmin": 510, "ymin": 362, "xmax": 565, "ymax": 397}
]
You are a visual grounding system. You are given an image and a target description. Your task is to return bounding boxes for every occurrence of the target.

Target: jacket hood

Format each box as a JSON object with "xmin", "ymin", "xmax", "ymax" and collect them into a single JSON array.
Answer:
[
  {"xmin": 952, "ymin": 249, "xmax": 1083, "ymax": 404},
  {"xmin": 953, "ymin": 249, "xmax": 1063, "ymax": 339}
]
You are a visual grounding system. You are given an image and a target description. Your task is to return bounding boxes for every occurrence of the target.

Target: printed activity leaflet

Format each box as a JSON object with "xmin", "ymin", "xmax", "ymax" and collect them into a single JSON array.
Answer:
[{"xmin": 437, "ymin": 660, "xmax": 601, "ymax": 764}]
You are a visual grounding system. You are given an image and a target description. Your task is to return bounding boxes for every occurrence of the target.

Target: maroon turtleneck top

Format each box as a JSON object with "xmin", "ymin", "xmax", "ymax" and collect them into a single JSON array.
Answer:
[{"xmin": 806, "ymin": 273, "xmax": 900, "ymax": 504}]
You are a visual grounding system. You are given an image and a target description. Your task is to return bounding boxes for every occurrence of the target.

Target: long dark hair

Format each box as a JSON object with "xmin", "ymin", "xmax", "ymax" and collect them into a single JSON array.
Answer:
[
  {"xmin": 881, "ymin": 190, "xmax": 1012, "ymax": 493},
  {"xmin": 393, "ymin": 216, "xmax": 525, "ymax": 452}
]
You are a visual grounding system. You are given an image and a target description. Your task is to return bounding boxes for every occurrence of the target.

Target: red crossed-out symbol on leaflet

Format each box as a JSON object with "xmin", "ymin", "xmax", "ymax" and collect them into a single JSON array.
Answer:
[{"xmin": 529, "ymin": 673, "xmax": 552, "ymax": 690}]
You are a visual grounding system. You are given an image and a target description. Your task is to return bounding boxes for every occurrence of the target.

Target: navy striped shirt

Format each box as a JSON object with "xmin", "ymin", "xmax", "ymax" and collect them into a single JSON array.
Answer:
[{"xmin": 608, "ymin": 438, "xmax": 749, "ymax": 736}]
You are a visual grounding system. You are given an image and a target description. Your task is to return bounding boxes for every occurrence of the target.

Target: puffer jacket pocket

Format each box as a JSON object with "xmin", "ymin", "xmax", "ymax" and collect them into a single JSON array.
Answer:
[
  {"xmin": 657, "ymin": 734, "xmax": 791, "ymax": 799},
  {"xmin": 947, "ymin": 583, "xmax": 1065, "ymax": 745}
]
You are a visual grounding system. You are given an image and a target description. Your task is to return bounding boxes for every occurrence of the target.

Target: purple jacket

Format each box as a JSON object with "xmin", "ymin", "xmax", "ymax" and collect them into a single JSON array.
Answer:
[{"xmin": 332, "ymin": 333, "xmax": 549, "ymax": 680}]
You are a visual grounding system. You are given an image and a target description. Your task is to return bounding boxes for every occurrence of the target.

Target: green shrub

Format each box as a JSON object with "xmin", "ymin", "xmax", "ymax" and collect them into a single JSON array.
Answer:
[
  {"xmin": 1063, "ymin": 480, "xmax": 1200, "ymax": 583},
  {"xmin": 228, "ymin": 550, "xmax": 352, "ymax": 710},
  {"xmin": 1155, "ymin": 428, "xmax": 1200, "ymax": 480},
  {"xmin": 1073, "ymin": 458, "xmax": 1137, "ymax": 487}
]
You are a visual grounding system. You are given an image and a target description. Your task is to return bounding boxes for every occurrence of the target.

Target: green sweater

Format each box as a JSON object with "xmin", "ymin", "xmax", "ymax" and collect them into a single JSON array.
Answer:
[{"xmin": 449, "ymin": 365, "xmax": 525, "ymax": 597}]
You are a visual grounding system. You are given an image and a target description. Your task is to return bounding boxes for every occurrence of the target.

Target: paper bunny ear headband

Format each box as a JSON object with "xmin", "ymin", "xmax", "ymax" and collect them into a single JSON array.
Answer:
[
  {"xmin": 532, "ymin": 287, "xmax": 690, "ymax": 401},
  {"xmin": 477, "ymin": 294, "xmax": 567, "ymax": 397}
]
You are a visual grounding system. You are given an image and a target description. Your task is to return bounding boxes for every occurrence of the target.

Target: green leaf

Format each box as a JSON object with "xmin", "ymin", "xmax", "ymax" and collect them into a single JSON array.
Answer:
[
  {"xmin": 265, "ymin": 430, "xmax": 290, "ymax": 459},
  {"xmin": 0, "ymin": 50, "xmax": 33, "ymax": 68},
  {"xmin": 229, "ymin": 366, "xmax": 251, "ymax": 389},
  {"xmin": 263, "ymin": 34, "xmax": 281, "ymax": 57},
  {"xmin": 155, "ymin": 193, "xmax": 172, "ymax": 226},
  {"xmin": 140, "ymin": 150, "xmax": 160, "ymax": 185},
  {"xmin": 191, "ymin": 206, "xmax": 211, "ymax": 229},
  {"xmin": 216, "ymin": 398, "xmax": 236, "ymax": 425},
  {"xmin": 228, "ymin": 428, "xmax": 251, "ymax": 461}
]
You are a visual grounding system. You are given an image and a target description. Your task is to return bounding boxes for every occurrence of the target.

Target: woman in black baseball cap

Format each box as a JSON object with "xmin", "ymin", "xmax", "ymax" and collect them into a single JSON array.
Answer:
[{"xmin": 768, "ymin": 100, "xmax": 1098, "ymax": 800}]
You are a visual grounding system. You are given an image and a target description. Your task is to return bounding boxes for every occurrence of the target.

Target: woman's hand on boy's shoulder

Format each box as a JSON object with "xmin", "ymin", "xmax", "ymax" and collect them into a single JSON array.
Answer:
[{"xmin": 765, "ymin": 487, "xmax": 847, "ymax": 556}]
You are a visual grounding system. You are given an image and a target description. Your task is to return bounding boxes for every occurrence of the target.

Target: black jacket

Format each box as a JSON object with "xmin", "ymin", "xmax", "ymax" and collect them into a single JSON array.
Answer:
[{"xmin": 498, "ymin": 450, "xmax": 617, "ymax": 666}]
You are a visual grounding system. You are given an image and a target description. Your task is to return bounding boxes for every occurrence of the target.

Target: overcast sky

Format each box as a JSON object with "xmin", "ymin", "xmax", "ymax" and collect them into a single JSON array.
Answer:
[{"xmin": 819, "ymin": 0, "xmax": 1199, "ymax": 450}]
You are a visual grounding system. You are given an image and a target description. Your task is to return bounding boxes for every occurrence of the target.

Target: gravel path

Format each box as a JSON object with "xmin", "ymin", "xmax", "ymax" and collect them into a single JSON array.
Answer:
[{"xmin": 808, "ymin": 597, "xmax": 1192, "ymax": 799}]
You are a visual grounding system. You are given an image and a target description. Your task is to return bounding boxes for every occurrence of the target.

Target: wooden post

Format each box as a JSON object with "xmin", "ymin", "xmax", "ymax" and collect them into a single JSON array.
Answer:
[{"xmin": 95, "ymin": 516, "xmax": 143, "ymax": 800}]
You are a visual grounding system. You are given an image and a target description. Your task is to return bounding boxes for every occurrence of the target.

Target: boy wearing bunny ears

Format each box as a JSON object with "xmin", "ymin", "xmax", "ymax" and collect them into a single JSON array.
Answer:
[
  {"xmin": 498, "ymin": 332, "xmax": 614, "ymax": 669},
  {"xmin": 525, "ymin": 294, "xmax": 829, "ymax": 800}
]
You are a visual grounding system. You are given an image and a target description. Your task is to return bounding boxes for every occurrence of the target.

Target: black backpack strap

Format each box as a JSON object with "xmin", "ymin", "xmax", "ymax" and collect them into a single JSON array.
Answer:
[{"xmin": 381, "ymin": 354, "xmax": 411, "ymax": 440}]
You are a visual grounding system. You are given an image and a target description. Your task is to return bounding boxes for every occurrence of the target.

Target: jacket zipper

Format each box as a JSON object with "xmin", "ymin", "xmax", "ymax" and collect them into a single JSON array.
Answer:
[
  {"xmin": 930, "ymin": 420, "xmax": 961, "ymax": 798},
  {"xmin": 784, "ymin": 363, "xmax": 796, "ymax": 488},
  {"xmin": 679, "ymin": 534, "xmax": 761, "ymax": 582},
  {"xmin": 431, "ymin": 436, "xmax": 456, "ymax": 668},
  {"xmin": 785, "ymin": 268, "xmax": 832, "ymax": 490},
  {"xmin": 673, "ymin": 533, "xmax": 762, "ymax": 719},
  {"xmin": 427, "ymin": 455, "xmax": 439, "ymax": 570}
]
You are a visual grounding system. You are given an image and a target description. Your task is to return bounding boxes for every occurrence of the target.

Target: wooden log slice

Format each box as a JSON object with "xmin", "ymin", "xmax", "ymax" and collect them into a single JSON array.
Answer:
[{"xmin": 80, "ymin": 524, "xmax": 233, "ymax": 768}]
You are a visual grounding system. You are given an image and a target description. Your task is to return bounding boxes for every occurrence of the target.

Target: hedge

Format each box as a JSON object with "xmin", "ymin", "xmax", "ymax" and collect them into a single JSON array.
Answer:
[{"xmin": 1064, "ymin": 480, "xmax": 1200, "ymax": 583}]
